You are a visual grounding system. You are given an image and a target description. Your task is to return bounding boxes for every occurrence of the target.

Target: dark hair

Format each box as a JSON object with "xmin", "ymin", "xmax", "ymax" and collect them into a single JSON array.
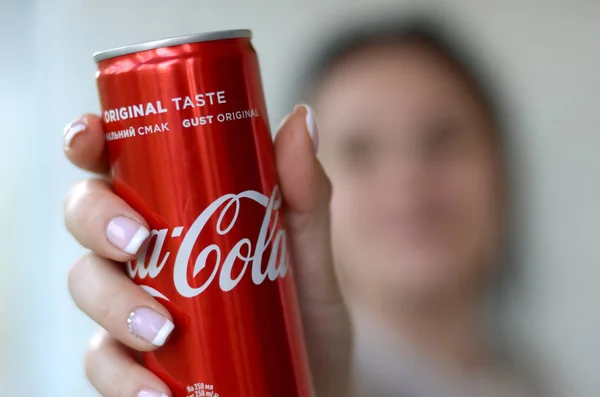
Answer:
[
  {"xmin": 296, "ymin": 14, "xmax": 519, "ymax": 299},
  {"xmin": 299, "ymin": 15, "xmax": 504, "ymax": 138}
]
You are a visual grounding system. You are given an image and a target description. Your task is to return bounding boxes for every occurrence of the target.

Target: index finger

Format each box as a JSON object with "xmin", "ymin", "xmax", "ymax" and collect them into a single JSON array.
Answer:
[{"xmin": 63, "ymin": 113, "xmax": 110, "ymax": 175}]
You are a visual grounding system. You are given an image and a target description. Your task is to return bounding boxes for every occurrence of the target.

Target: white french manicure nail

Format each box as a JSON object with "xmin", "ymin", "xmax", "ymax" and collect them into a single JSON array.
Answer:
[
  {"xmin": 128, "ymin": 307, "xmax": 175, "ymax": 347},
  {"xmin": 63, "ymin": 117, "xmax": 87, "ymax": 149},
  {"xmin": 106, "ymin": 216, "xmax": 150, "ymax": 255},
  {"xmin": 300, "ymin": 104, "xmax": 319, "ymax": 153}
]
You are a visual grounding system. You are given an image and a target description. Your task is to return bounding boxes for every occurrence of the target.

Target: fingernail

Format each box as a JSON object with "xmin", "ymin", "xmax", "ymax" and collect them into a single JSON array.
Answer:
[
  {"xmin": 128, "ymin": 307, "xmax": 174, "ymax": 347},
  {"xmin": 300, "ymin": 104, "xmax": 319, "ymax": 153},
  {"xmin": 63, "ymin": 117, "xmax": 87, "ymax": 149},
  {"xmin": 138, "ymin": 389, "xmax": 169, "ymax": 397},
  {"xmin": 107, "ymin": 216, "xmax": 150, "ymax": 255}
]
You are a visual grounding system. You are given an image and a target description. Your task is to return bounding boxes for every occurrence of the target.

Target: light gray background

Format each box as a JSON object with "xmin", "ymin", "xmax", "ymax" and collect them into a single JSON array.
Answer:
[{"xmin": 1, "ymin": 0, "xmax": 598, "ymax": 396}]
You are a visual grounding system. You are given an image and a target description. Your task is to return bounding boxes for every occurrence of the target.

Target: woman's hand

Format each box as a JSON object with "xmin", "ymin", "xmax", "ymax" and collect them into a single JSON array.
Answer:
[{"xmin": 64, "ymin": 106, "xmax": 352, "ymax": 397}]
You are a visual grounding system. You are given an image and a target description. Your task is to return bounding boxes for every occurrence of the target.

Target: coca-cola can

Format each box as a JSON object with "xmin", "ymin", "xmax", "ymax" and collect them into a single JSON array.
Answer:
[{"xmin": 94, "ymin": 30, "xmax": 312, "ymax": 397}]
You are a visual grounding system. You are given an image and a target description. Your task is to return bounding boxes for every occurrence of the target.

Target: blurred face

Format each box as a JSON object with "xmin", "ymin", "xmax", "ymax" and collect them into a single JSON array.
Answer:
[{"xmin": 312, "ymin": 43, "xmax": 504, "ymax": 304}]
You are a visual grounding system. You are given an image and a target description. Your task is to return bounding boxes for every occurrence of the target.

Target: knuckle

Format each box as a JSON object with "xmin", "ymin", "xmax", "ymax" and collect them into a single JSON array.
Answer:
[
  {"xmin": 70, "ymin": 255, "xmax": 136, "ymax": 332},
  {"xmin": 99, "ymin": 287, "xmax": 130, "ymax": 327},
  {"xmin": 67, "ymin": 252, "xmax": 94, "ymax": 303},
  {"xmin": 84, "ymin": 330, "xmax": 133, "ymax": 397},
  {"xmin": 63, "ymin": 180, "xmax": 87, "ymax": 230},
  {"xmin": 64, "ymin": 179, "xmax": 111, "ymax": 233},
  {"xmin": 83, "ymin": 330, "xmax": 107, "ymax": 381}
]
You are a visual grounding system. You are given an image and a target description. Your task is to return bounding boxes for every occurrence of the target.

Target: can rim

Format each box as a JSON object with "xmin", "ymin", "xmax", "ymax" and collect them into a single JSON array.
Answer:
[{"xmin": 93, "ymin": 29, "xmax": 253, "ymax": 63}]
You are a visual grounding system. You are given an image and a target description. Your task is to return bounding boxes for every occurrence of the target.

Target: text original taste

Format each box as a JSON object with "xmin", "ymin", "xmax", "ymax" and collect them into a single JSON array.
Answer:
[{"xmin": 103, "ymin": 91, "xmax": 227, "ymax": 123}]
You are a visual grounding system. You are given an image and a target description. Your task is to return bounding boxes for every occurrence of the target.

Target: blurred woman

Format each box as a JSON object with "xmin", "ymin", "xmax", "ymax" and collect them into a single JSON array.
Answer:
[
  {"xmin": 63, "ymin": 16, "xmax": 542, "ymax": 397},
  {"xmin": 299, "ymin": 18, "xmax": 532, "ymax": 396}
]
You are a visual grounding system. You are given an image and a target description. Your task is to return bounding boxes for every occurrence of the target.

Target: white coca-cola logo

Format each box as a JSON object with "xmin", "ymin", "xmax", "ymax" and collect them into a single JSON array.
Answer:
[{"xmin": 127, "ymin": 186, "xmax": 288, "ymax": 300}]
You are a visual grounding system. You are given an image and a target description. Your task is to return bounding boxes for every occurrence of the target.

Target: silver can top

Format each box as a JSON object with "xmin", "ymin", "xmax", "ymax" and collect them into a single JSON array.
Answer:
[{"xmin": 93, "ymin": 29, "xmax": 252, "ymax": 63}]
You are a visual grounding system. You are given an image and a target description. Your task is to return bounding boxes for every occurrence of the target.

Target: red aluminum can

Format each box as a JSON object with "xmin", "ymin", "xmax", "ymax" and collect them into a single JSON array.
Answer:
[{"xmin": 94, "ymin": 30, "xmax": 312, "ymax": 397}]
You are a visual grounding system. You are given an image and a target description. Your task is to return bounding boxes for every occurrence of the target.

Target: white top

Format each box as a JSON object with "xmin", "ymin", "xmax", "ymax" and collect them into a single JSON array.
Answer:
[{"xmin": 351, "ymin": 323, "xmax": 546, "ymax": 397}]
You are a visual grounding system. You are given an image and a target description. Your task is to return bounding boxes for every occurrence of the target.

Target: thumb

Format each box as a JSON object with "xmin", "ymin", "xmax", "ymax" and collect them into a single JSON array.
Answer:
[{"xmin": 275, "ymin": 105, "xmax": 352, "ymax": 395}]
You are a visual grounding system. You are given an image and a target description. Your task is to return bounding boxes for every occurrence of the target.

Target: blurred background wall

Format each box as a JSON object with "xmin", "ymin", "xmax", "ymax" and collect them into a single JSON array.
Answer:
[{"xmin": 1, "ymin": 0, "xmax": 598, "ymax": 396}]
